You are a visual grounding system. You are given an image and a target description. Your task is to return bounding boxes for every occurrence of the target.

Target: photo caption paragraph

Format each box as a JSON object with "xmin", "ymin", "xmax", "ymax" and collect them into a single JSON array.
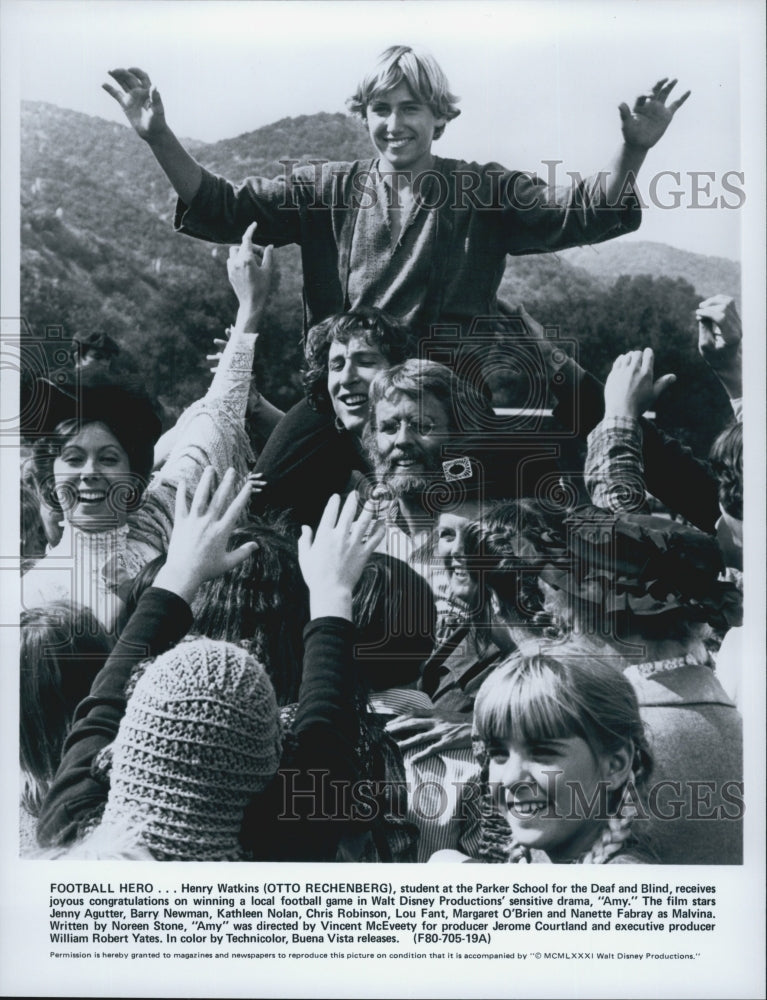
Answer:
[{"xmin": 47, "ymin": 879, "xmax": 715, "ymax": 962}]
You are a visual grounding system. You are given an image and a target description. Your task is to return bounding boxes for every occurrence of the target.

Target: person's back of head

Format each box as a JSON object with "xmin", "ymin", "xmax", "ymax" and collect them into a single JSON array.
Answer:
[
  {"xmin": 709, "ymin": 420, "xmax": 743, "ymax": 521},
  {"xmin": 352, "ymin": 553, "xmax": 436, "ymax": 690},
  {"xmin": 97, "ymin": 636, "xmax": 282, "ymax": 861},
  {"xmin": 20, "ymin": 602, "xmax": 112, "ymax": 814},
  {"xmin": 471, "ymin": 498, "xmax": 562, "ymax": 630},
  {"xmin": 191, "ymin": 514, "xmax": 308, "ymax": 705},
  {"xmin": 535, "ymin": 507, "xmax": 742, "ymax": 658}
]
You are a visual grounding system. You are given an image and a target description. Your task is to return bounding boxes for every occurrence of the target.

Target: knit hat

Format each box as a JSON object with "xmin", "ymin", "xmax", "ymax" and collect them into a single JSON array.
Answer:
[{"xmin": 99, "ymin": 637, "xmax": 282, "ymax": 861}]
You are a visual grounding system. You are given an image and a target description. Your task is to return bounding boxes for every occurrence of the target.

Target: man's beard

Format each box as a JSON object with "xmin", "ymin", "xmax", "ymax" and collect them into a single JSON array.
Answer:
[
  {"xmin": 368, "ymin": 444, "xmax": 439, "ymax": 502},
  {"xmin": 378, "ymin": 470, "xmax": 433, "ymax": 500}
]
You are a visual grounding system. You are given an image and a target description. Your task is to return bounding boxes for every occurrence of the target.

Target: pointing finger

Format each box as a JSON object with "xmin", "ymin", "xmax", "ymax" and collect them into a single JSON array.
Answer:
[
  {"xmin": 641, "ymin": 347, "xmax": 655, "ymax": 373},
  {"xmin": 241, "ymin": 221, "xmax": 258, "ymax": 249}
]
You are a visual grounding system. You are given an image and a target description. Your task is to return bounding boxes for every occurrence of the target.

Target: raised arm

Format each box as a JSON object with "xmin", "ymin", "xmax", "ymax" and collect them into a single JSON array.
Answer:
[
  {"xmin": 696, "ymin": 294, "xmax": 743, "ymax": 415},
  {"xmin": 585, "ymin": 348, "xmax": 676, "ymax": 513},
  {"xmin": 505, "ymin": 304, "xmax": 720, "ymax": 531},
  {"xmin": 104, "ymin": 66, "xmax": 306, "ymax": 250},
  {"xmin": 103, "ymin": 67, "xmax": 203, "ymax": 205},
  {"xmin": 604, "ymin": 77, "xmax": 690, "ymax": 205},
  {"xmin": 150, "ymin": 225, "xmax": 275, "ymax": 500},
  {"xmin": 37, "ymin": 470, "xmax": 256, "ymax": 846},
  {"xmin": 243, "ymin": 493, "xmax": 386, "ymax": 860}
]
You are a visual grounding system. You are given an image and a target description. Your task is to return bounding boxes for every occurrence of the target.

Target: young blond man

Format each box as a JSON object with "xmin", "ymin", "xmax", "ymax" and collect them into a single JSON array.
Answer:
[{"xmin": 105, "ymin": 45, "xmax": 688, "ymax": 338}]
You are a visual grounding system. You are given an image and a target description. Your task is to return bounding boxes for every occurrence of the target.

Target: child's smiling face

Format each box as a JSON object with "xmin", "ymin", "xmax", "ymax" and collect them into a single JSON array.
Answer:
[
  {"xmin": 366, "ymin": 81, "xmax": 446, "ymax": 174},
  {"xmin": 487, "ymin": 733, "xmax": 628, "ymax": 862}
]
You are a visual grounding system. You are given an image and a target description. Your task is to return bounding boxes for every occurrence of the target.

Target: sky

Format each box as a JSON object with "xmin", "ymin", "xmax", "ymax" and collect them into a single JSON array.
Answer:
[{"xmin": 2, "ymin": 0, "xmax": 765, "ymax": 261}]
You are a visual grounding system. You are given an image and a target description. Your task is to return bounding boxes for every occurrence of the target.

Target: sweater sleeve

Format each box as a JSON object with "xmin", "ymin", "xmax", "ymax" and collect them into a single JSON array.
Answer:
[
  {"xmin": 174, "ymin": 165, "xmax": 304, "ymax": 247},
  {"xmin": 552, "ymin": 366, "xmax": 720, "ymax": 533},
  {"xmin": 585, "ymin": 417, "xmax": 650, "ymax": 514},
  {"xmin": 36, "ymin": 588, "xmax": 193, "ymax": 847},
  {"xmin": 153, "ymin": 328, "xmax": 257, "ymax": 491},
  {"xmin": 241, "ymin": 616, "xmax": 362, "ymax": 861},
  {"xmin": 132, "ymin": 327, "xmax": 258, "ymax": 554},
  {"xmin": 496, "ymin": 166, "xmax": 641, "ymax": 254}
]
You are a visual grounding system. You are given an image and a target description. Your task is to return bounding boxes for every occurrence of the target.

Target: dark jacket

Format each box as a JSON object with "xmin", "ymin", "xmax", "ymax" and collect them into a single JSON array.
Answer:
[{"xmin": 176, "ymin": 157, "xmax": 641, "ymax": 335}]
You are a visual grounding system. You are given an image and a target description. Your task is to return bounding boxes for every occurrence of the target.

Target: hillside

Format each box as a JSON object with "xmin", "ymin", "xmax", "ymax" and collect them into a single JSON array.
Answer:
[{"xmin": 560, "ymin": 241, "xmax": 741, "ymax": 304}]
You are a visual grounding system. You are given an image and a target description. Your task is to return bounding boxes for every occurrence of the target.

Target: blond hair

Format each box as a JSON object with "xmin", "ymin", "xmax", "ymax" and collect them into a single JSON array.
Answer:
[{"xmin": 348, "ymin": 45, "xmax": 461, "ymax": 139}]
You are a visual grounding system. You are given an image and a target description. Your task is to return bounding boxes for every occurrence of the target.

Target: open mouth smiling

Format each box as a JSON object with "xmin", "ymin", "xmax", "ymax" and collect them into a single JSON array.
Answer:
[
  {"xmin": 506, "ymin": 797, "xmax": 549, "ymax": 817},
  {"xmin": 384, "ymin": 135, "xmax": 413, "ymax": 148},
  {"xmin": 76, "ymin": 489, "xmax": 108, "ymax": 505},
  {"xmin": 339, "ymin": 393, "xmax": 367, "ymax": 408}
]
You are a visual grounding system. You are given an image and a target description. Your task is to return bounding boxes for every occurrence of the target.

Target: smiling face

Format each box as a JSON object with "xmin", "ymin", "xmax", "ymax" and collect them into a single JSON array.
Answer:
[
  {"xmin": 487, "ymin": 733, "xmax": 629, "ymax": 863},
  {"xmin": 366, "ymin": 81, "xmax": 446, "ymax": 174},
  {"xmin": 436, "ymin": 504, "xmax": 481, "ymax": 604},
  {"xmin": 371, "ymin": 390, "xmax": 450, "ymax": 497},
  {"xmin": 52, "ymin": 422, "xmax": 132, "ymax": 530},
  {"xmin": 327, "ymin": 334, "xmax": 390, "ymax": 435}
]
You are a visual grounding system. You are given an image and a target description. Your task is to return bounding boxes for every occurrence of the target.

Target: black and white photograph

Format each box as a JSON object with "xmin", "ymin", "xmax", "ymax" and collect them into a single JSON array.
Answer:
[{"xmin": 1, "ymin": 0, "xmax": 764, "ymax": 997}]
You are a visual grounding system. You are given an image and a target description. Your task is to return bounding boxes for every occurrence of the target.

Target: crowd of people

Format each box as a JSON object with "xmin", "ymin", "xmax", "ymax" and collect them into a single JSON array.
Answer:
[{"xmin": 19, "ymin": 46, "xmax": 744, "ymax": 865}]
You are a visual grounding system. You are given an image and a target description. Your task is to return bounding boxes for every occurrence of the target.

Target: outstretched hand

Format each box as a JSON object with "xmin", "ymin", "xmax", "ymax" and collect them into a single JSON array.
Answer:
[
  {"xmin": 228, "ymin": 222, "xmax": 274, "ymax": 329},
  {"xmin": 696, "ymin": 294, "xmax": 742, "ymax": 366},
  {"xmin": 298, "ymin": 493, "xmax": 385, "ymax": 621},
  {"xmin": 619, "ymin": 78, "xmax": 690, "ymax": 150},
  {"xmin": 153, "ymin": 466, "xmax": 257, "ymax": 603},
  {"xmin": 603, "ymin": 348, "xmax": 676, "ymax": 420},
  {"xmin": 103, "ymin": 67, "xmax": 167, "ymax": 141}
]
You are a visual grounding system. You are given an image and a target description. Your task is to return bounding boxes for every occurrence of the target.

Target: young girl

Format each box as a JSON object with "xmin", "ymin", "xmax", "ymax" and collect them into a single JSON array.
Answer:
[{"xmin": 434, "ymin": 653, "xmax": 654, "ymax": 865}]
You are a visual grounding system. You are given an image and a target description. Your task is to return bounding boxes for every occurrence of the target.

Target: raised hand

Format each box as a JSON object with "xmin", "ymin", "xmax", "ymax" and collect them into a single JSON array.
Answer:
[
  {"xmin": 298, "ymin": 493, "xmax": 385, "ymax": 621},
  {"xmin": 696, "ymin": 295, "xmax": 742, "ymax": 366},
  {"xmin": 227, "ymin": 222, "xmax": 274, "ymax": 330},
  {"xmin": 696, "ymin": 295, "xmax": 742, "ymax": 402},
  {"xmin": 103, "ymin": 67, "xmax": 167, "ymax": 141},
  {"xmin": 619, "ymin": 78, "xmax": 690, "ymax": 150},
  {"xmin": 603, "ymin": 348, "xmax": 676, "ymax": 420},
  {"xmin": 153, "ymin": 466, "xmax": 257, "ymax": 603}
]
